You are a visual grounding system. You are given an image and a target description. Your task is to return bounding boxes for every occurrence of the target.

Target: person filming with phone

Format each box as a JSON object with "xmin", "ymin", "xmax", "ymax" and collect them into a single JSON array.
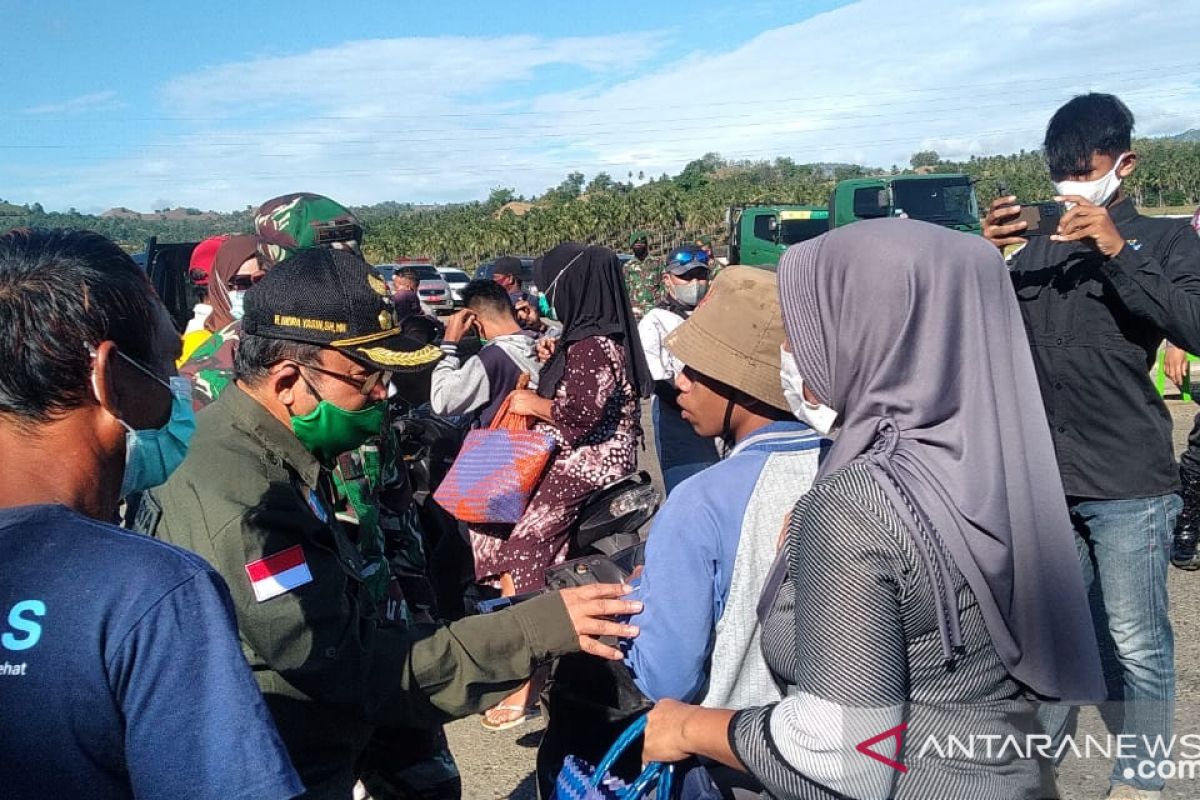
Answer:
[{"xmin": 984, "ymin": 92, "xmax": 1200, "ymax": 800}]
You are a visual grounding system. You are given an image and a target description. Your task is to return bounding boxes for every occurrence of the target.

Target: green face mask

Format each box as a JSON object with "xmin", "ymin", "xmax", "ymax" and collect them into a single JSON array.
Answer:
[{"xmin": 291, "ymin": 400, "xmax": 386, "ymax": 465}]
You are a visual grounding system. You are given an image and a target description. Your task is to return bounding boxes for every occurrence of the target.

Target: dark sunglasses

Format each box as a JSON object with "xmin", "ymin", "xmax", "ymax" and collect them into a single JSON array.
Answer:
[
  {"xmin": 290, "ymin": 361, "xmax": 393, "ymax": 396},
  {"xmin": 670, "ymin": 249, "xmax": 710, "ymax": 266},
  {"xmin": 674, "ymin": 267, "xmax": 710, "ymax": 281},
  {"xmin": 228, "ymin": 273, "xmax": 265, "ymax": 291}
]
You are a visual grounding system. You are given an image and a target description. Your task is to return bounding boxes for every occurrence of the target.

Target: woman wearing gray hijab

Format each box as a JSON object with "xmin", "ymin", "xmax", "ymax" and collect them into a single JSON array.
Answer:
[{"xmin": 641, "ymin": 220, "xmax": 1104, "ymax": 800}]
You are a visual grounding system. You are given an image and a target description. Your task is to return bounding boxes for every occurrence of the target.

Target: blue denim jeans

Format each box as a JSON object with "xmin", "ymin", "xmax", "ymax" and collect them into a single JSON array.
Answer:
[
  {"xmin": 1069, "ymin": 494, "xmax": 1180, "ymax": 791},
  {"xmin": 651, "ymin": 396, "xmax": 720, "ymax": 496}
]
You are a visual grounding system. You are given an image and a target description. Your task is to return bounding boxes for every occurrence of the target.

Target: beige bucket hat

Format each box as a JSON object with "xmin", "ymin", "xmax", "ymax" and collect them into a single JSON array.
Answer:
[{"xmin": 665, "ymin": 266, "xmax": 789, "ymax": 412}]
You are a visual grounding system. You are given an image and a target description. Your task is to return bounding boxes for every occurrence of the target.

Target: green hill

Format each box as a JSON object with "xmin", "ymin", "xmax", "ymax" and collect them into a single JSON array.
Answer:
[{"xmin": 3, "ymin": 134, "xmax": 1198, "ymax": 260}]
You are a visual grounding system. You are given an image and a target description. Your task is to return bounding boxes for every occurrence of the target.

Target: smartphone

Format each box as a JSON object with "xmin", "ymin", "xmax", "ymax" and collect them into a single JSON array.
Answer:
[{"xmin": 1015, "ymin": 202, "xmax": 1064, "ymax": 237}]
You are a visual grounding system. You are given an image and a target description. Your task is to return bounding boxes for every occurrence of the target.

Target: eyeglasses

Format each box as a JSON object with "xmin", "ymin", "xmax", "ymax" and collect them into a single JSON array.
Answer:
[
  {"xmin": 86, "ymin": 343, "xmax": 172, "ymax": 395},
  {"xmin": 291, "ymin": 361, "xmax": 392, "ymax": 396},
  {"xmin": 227, "ymin": 272, "xmax": 265, "ymax": 291},
  {"xmin": 670, "ymin": 249, "xmax": 710, "ymax": 266}
]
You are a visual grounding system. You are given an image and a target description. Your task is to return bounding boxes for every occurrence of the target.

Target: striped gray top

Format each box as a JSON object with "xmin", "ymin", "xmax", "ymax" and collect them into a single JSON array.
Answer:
[{"xmin": 731, "ymin": 462, "xmax": 1048, "ymax": 800}]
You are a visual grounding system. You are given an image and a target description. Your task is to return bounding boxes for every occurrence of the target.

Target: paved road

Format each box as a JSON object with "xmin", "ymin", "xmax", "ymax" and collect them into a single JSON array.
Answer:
[{"xmin": 446, "ymin": 400, "xmax": 1200, "ymax": 799}]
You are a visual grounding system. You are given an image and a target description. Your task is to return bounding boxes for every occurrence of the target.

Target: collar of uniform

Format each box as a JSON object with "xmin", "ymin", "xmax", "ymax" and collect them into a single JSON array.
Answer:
[
  {"xmin": 1109, "ymin": 195, "xmax": 1138, "ymax": 225},
  {"xmin": 220, "ymin": 382, "xmax": 323, "ymax": 489}
]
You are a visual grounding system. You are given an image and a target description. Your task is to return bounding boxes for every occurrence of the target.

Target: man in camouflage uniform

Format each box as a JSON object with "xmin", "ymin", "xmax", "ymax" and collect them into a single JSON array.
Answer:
[
  {"xmin": 181, "ymin": 192, "xmax": 365, "ymax": 409},
  {"xmin": 175, "ymin": 193, "xmax": 463, "ymax": 800},
  {"xmin": 623, "ymin": 230, "xmax": 663, "ymax": 320}
]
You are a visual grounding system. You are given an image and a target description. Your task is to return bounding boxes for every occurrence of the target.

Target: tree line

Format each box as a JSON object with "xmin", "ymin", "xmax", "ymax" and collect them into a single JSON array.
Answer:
[{"xmin": 2, "ymin": 137, "xmax": 1197, "ymax": 267}]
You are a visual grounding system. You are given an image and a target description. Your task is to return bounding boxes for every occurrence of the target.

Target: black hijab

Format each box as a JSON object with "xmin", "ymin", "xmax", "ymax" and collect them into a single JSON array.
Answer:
[{"xmin": 533, "ymin": 243, "xmax": 653, "ymax": 400}]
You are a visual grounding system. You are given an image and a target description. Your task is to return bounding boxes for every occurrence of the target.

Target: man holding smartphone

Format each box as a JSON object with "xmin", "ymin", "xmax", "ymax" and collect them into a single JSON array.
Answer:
[{"xmin": 984, "ymin": 93, "xmax": 1200, "ymax": 800}]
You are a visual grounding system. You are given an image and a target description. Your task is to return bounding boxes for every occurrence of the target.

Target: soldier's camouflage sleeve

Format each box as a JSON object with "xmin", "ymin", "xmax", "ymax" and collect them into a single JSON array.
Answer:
[
  {"xmin": 178, "ymin": 323, "xmax": 239, "ymax": 410},
  {"xmin": 624, "ymin": 258, "xmax": 663, "ymax": 319}
]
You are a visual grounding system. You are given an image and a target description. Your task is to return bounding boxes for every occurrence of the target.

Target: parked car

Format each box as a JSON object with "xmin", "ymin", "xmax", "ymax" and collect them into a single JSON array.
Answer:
[
  {"xmin": 474, "ymin": 256, "xmax": 537, "ymax": 292},
  {"xmin": 376, "ymin": 262, "xmax": 454, "ymax": 314},
  {"xmin": 437, "ymin": 267, "xmax": 471, "ymax": 307}
]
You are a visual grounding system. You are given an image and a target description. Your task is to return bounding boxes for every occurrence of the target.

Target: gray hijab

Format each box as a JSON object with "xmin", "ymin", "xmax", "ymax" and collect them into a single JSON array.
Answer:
[{"xmin": 779, "ymin": 219, "xmax": 1104, "ymax": 703}]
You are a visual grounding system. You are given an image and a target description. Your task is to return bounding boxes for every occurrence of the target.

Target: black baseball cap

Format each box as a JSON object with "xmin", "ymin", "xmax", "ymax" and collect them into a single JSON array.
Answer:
[
  {"xmin": 243, "ymin": 247, "xmax": 443, "ymax": 373},
  {"xmin": 493, "ymin": 256, "xmax": 522, "ymax": 277},
  {"xmin": 665, "ymin": 245, "xmax": 711, "ymax": 277}
]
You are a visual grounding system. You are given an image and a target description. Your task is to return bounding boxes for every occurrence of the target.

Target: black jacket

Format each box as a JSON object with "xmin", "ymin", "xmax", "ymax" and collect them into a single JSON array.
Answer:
[{"xmin": 1009, "ymin": 197, "xmax": 1200, "ymax": 499}]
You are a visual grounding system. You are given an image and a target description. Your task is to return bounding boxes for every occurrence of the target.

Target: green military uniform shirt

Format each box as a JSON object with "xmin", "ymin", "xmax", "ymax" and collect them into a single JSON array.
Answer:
[
  {"xmin": 623, "ymin": 256, "xmax": 664, "ymax": 320},
  {"xmin": 139, "ymin": 384, "xmax": 580, "ymax": 800}
]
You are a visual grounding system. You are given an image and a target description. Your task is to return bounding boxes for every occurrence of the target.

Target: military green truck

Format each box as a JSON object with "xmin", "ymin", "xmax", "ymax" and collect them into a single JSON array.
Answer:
[
  {"xmin": 829, "ymin": 173, "xmax": 981, "ymax": 234},
  {"xmin": 727, "ymin": 204, "xmax": 829, "ymax": 268}
]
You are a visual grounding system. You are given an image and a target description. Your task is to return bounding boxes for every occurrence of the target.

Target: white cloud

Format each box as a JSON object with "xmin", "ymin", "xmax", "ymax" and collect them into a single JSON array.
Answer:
[
  {"xmin": 11, "ymin": 0, "xmax": 1200, "ymax": 211},
  {"xmin": 22, "ymin": 90, "xmax": 121, "ymax": 115}
]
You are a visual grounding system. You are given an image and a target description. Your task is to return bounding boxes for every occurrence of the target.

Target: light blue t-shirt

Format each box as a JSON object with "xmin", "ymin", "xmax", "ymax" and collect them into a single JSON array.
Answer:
[{"xmin": 625, "ymin": 421, "xmax": 824, "ymax": 703}]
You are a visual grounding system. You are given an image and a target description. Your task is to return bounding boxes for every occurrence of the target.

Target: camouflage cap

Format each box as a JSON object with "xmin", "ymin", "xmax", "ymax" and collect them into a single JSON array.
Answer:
[
  {"xmin": 254, "ymin": 192, "xmax": 363, "ymax": 266},
  {"xmin": 629, "ymin": 230, "xmax": 650, "ymax": 246}
]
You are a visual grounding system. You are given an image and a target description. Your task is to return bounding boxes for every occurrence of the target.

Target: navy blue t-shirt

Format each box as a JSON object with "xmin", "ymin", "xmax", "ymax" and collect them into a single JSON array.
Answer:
[{"xmin": 0, "ymin": 504, "xmax": 302, "ymax": 800}]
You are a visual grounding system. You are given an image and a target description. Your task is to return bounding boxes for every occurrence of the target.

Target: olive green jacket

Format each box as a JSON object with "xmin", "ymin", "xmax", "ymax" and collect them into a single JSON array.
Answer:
[{"xmin": 139, "ymin": 384, "xmax": 578, "ymax": 798}]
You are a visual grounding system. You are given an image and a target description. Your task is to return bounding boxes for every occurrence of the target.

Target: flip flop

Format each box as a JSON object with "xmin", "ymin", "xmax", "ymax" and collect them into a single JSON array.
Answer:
[{"xmin": 480, "ymin": 703, "xmax": 541, "ymax": 732}]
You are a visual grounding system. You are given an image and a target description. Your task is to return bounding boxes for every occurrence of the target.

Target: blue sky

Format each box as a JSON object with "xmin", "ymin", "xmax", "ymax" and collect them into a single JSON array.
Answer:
[{"xmin": 2, "ymin": 0, "xmax": 1197, "ymax": 212}]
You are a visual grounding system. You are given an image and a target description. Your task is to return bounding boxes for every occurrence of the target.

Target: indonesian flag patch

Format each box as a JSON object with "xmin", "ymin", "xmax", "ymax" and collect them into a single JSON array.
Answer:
[{"xmin": 245, "ymin": 545, "xmax": 313, "ymax": 602}]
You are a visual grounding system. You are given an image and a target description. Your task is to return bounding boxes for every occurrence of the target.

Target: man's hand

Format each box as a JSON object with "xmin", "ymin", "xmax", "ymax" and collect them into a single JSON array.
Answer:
[
  {"xmin": 513, "ymin": 299, "xmax": 538, "ymax": 328},
  {"xmin": 442, "ymin": 309, "xmax": 477, "ymax": 344},
  {"xmin": 558, "ymin": 582, "xmax": 642, "ymax": 660},
  {"xmin": 983, "ymin": 196, "xmax": 1027, "ymax": 249},
  {"xmin": 536, "ymin": 337, "xmax": 558, "ymax": 363},
  {"xmin": 1051, "ymin": 196, "xmax": 1126, "ymax": 258},
  {"xmin": 1166, "ymin": 344, "xmax": 1191, "ymax": 389}
]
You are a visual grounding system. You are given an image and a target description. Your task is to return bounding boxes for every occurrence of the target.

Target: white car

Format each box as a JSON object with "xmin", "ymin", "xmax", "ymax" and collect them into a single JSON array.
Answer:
[{"xmin": 437, "ymin": 268, "xmax": 471, "ymax": 307}]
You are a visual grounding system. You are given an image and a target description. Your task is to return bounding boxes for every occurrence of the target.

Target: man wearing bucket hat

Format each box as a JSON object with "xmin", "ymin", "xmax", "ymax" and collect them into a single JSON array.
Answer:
[
  {"xmin": 143, "ymin": 247, "xmax": 643, "ymax": 800},
  {"xmin": 624, "ymin": 266, "xmax": 826, "ymax": 714}
]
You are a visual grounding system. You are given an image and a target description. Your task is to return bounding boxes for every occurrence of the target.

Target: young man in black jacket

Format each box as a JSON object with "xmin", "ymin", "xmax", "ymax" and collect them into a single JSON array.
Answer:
[{"xmin": 985, "ymin": 93, "xmax": 1200, "ymax": 800}]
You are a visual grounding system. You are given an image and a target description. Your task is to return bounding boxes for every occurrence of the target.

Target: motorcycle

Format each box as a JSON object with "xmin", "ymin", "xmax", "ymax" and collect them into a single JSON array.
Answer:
[
  {"xmin": 545, "ymin": 471, "xmax": 661, "ymax": 589},
  {"xmin": 388, "ymin": 403, "xmax": 475, "ymax": 621}
]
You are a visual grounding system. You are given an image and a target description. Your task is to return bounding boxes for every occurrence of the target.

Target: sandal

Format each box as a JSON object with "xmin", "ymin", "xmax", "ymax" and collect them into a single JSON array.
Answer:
[{"xmin": 480, "ymin": 703, "xmax": 541, "ymax": 732}]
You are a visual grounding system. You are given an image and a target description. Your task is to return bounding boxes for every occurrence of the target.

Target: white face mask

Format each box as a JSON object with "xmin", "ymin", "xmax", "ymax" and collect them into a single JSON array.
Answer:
[
  {"xmin": 1053, "ymin": 153, "xmax": 1130, "ymax": 209},
  {"xmin": 779, "ymin": 345, "xmax": 838, "ymax": 435},
  {"xmin": 228, "ymin": 290, "xmax": 247, "ymax": 321}
]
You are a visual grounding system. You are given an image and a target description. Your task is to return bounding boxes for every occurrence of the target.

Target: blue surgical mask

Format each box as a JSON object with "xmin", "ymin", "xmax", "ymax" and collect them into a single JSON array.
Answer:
[
  {"xmin": 119, "ymin": 375, "xmax": 196, "ymax": 497},
  {"xmin": 91, "ymin": 346, "xmax": 197, "ymax": 497}
]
